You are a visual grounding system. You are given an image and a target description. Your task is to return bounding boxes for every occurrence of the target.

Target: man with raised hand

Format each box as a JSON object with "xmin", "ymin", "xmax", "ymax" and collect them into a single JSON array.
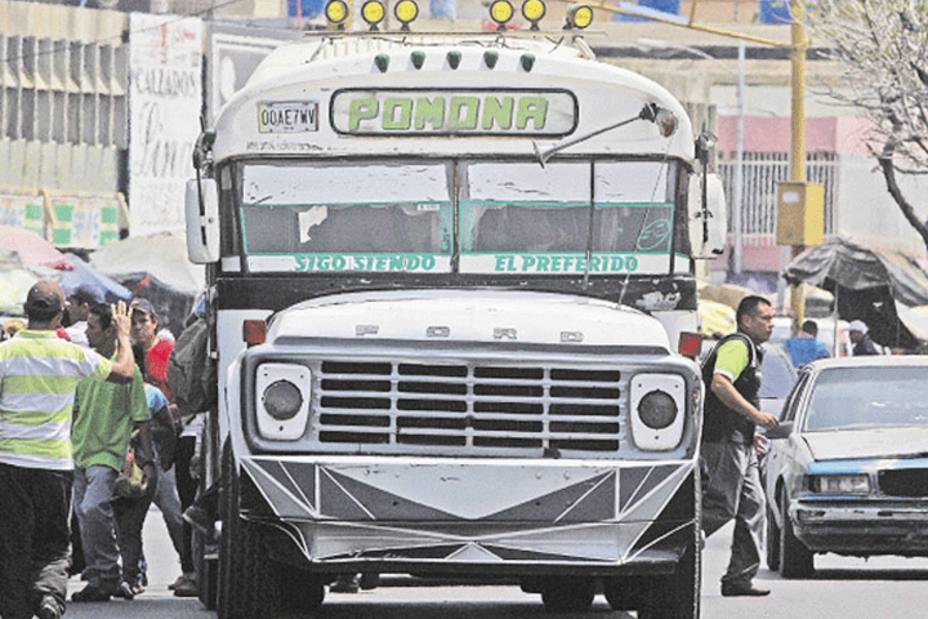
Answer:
[
  {"xmin": 71, "ymin": 304, "xmax": 153, "ymax": 602},
  {"xmin": 0, "ymin": 282, "xmax": 135, "ymax": 619}
]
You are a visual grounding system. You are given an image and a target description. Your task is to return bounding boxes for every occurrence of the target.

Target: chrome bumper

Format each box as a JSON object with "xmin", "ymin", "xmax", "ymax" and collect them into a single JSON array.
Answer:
[{"xmin": 792, "ymin": 501, "xmax": 928, "ymax": 555}]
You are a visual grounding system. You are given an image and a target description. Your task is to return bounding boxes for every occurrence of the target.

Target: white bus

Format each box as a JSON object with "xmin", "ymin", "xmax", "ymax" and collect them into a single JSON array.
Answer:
[{"xmin": 185, "ymin": 4, "xmax": 726, "ymax": 617}]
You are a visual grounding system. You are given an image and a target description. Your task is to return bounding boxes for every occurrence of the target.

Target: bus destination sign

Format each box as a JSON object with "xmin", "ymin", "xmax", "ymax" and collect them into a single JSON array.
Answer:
[{"xmin": 330, "ymin": 89, "xmax": 577, "ymax": 136}]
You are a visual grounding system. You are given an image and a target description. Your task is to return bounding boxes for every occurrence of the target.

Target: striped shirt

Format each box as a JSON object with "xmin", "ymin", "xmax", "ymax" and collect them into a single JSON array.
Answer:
[{"xmin": 0, "ymin": 329, "xmax": 113, "ymax": 470}]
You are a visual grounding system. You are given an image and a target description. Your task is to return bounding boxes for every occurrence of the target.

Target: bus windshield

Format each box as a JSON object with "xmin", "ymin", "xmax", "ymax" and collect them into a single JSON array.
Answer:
[
  {"xmin": 240, "ymin": 162, "xmax": 453, "ymax": 273},
  {"xmin": 235, "ymin": 159, "xmax": 680, "ymax": 275},
  {"xmin": 460, "ymin": 161, "xmax": 677, "ymax": 275}
]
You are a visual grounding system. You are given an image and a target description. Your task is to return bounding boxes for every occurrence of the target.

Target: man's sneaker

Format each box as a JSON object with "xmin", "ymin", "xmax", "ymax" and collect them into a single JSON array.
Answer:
[
  {"xmin": 71, "ymin": 583, "xmax": 115, "ymax": 602},
  {"xmin": 36, "ymin": 595, "xmax": 62, "ymax": 619},
  {"xmin": 112, "ymin": 580, "xmax": 136, "ymax": 600},
  {"xmin": 173, "ymin": 573, "xmax": 199, "ymax": 598},
  {"xmin": 721, "ymin": 581, "xmax": 770, "ymax": 597}
]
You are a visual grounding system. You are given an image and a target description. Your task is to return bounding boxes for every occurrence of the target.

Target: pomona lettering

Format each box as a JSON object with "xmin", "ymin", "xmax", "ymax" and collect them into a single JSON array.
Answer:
[{"xmin": 347, "ymin": 95, "xmax": 549, "ymax": 133}]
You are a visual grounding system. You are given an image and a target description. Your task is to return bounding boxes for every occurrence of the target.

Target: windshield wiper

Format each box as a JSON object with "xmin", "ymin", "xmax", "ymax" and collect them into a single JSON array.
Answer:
[{"xmin": 532, "ymin": 103, "xmax": 678, "ymax": 168}]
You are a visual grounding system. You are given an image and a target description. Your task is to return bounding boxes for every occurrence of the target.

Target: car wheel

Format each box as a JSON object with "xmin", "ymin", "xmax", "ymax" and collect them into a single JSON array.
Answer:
[
  {"xmin": 217, "ymin": 444, "xmax": 282, "ymax": 619},
  {"xmin": 539, "ymin": 577, "xmax": 595, "ymax": 613},
  {"xmin": 637, "ymin": 529, "xmax": 701, "ymax": 619},
  {"xmin": 766, "ymin": 505, "xmax": 781, "ymax": 571},
  {"xmin": 778, "ymin": 496, "xmax": 814, "ymax": 579}
]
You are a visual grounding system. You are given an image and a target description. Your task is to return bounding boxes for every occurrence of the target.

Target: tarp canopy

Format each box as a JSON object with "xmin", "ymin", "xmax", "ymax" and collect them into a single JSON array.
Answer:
[
  {"xmin": 61, "ymin": 255, "xmax": 133, "ymax": 303},
  {"xmin": 0, "ymin": 225, "xmax": 71, "ymax": 270},
  {"xmin": 698, "ymin": 299, "xmax": 736, "ymax": 338},
  {"xmin": 784, "ymin": 238, "xmax": 928, "ymax": 349},
  {"xmin": 89, "ymin": 233, "xmax": 203, "ymax": 295},
  {"xmin": 0, "ymin": 250, "xmax": 61, "ymax": 316},
  {"xmin": 89, "ymin": 233, "xmax": 204, "ymax": 337}
]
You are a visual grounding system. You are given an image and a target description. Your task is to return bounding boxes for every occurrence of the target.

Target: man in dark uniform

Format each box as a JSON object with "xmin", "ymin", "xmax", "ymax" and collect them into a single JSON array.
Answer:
[{"xmin": 701, "ymin": 295, "xmax": 779, "ymax": 597}]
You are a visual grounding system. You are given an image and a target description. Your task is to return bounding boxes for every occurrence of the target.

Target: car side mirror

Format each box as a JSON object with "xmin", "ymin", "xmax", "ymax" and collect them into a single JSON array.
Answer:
[
  {"xmin": 766, "ymin": 421, "xmax": 793, "ymax": 440},
  {"xmin": 185, "ymin": 177, "xmax": 220, "ymax": 264}
]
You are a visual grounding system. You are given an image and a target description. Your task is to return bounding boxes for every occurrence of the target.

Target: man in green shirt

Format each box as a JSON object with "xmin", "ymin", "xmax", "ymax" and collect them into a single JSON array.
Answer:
[
  {"xmin": 0, "ymin": 282, "xmax": 136, "ymax": 619},
  {"xmin": 701, "ymin": 295, "xmax": 779, "ymax": 597},
  {"xmin": 70, "ymin": 304, "xmax": 154, "ymax": 602}
]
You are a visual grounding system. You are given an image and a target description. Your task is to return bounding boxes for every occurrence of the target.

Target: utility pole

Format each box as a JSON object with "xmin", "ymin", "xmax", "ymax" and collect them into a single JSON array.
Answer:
[
  {"xmin": 732, "ymin": 40, "xmax": 746, "ymax": 275},
  {"xmin": 789, "ymin": 0, "xmax": 807, "ymax": 328}
]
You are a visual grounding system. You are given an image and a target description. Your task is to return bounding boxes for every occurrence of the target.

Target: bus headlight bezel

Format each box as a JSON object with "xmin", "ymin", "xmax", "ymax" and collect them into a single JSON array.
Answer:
[
  {"xmin": 629, "ymin": 373, "xmax": 687, "ymax": 451},
  {"xmin": 256, "ymin": 363, "xmax": 311, "ymax": 440}
]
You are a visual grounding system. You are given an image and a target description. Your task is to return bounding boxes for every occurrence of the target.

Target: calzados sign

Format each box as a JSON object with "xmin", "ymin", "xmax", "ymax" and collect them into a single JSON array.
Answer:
[{"xmin": 331, "ymin": 89, "xmax": 577, "ymax": 136}]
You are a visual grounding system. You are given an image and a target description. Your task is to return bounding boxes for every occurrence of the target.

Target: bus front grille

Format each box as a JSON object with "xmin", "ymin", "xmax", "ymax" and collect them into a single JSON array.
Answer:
[{"xmin": 315, "ymin": 360, "xmax": 624, "ymax": 452}]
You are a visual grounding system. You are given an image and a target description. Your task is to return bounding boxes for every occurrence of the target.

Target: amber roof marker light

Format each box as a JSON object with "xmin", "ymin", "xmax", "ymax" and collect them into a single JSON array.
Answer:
[
  {"xmin": 394, "ymin": 0, "xmax": 420, "ymax": 31},
  {"xmin": 489, "ymin": 0, "xmax": 515, "ymax": 31},
  {"xmin": 324, "ymin": 0, "xmax": 349, "ymax": 29},
  {"xmin": 565, "ymin": 4, "xmax": 594, "ymax": 30},
  {"xmin": 361, "ymin": 0, "xmax": 386, "ymax": 31},
  {"xmin": 521, "ymin": 0, "xmax": 546, "ymax": 31}
]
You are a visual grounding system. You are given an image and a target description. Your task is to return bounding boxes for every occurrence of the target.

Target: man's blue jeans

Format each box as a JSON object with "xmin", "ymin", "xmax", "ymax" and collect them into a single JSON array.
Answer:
[{"xmin": 73, "ymin": 466, "xmax": 120, "ymax": 588}]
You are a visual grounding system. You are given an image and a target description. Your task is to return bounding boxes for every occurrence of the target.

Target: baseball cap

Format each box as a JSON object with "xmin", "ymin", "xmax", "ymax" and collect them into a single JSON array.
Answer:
[
  {"xmin": 69, "ymin": 283, "xmax": 105, "ymax": 305},
  {"xmin": 24, "ymin": 281, "xmax": 64, "ymax": 314},
  {"xmin": 848, "ymin": 319, "xmax": 868, "ymax": 334},
  {"xmin": 130, "ymin": 298, "xmax": 158, "ymax": 320}
]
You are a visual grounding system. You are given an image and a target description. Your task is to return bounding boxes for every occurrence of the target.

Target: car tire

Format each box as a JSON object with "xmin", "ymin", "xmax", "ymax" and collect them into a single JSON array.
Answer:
[
  {"xmin": 766, "ymin": 505, "xmax": 781, "ymax": 571},
  {"xmin": 217, "ymin": 443, "xmax": 282, "ymax": 619},
  {"xmin": 539, "ymin": 577, "xmax": 595, "ymax": 613},
  {"xmin": 778, "ymin": 496, "xmax": 814, "ymax": 579},
  {"xmin": 637, "ymin": 529, "xmax": 701, "ymax": 619}
]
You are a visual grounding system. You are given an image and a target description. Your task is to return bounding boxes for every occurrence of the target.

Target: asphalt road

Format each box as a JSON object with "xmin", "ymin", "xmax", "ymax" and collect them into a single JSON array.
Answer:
[{"xmin": 62, "ymin": 507, "xmax": 928, "ymax": 618}]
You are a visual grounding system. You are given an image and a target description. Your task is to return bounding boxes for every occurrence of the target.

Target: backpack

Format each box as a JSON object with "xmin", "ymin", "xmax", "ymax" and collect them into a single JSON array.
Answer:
[{"xmin": 167, "ymin": 317, "xmax": 216, "ymax": 414}]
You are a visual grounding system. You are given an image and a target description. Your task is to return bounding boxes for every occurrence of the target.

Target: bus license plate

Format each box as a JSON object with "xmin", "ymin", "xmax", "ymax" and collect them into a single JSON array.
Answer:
[{"xmin": 258, "ymin": 101, "xmax": 319, "ymax": 134}]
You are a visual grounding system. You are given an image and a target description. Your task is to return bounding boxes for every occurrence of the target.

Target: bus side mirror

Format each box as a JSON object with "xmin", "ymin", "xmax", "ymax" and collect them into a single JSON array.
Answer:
[
  {"xmin": 688, "ymin": 173, "xmax": 727, "ymax": 258},
  {"xmin": 185, "ymin": 177, "xmax": 220, "ymax": 264}
]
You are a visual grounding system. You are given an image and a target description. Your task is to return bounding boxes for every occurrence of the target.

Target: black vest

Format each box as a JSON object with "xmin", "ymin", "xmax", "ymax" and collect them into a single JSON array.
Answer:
[{"xmin": 701, "ymin": 332, "xmax": 763, "ymax": 444}]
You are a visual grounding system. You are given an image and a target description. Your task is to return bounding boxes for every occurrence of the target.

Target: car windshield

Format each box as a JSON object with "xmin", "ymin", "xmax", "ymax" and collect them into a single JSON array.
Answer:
[{"xmin": 804, "ymin": 366, "xmax": 928, "ymax": 431}]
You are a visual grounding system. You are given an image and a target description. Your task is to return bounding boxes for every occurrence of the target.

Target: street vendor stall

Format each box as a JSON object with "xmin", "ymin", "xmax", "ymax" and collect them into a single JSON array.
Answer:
[{"xmin": 784, "ymin": 238, "xmax": 928, "ymax": 350}]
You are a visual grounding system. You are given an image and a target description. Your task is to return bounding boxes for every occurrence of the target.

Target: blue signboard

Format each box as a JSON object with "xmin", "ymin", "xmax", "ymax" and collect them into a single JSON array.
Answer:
[
  {"xmin": 287, "ymin": 0, "xmax": 325, "ymax": 18},
  {"xmin": 612, "ymin": 0, "xmax": 681, "ymax": 22}
]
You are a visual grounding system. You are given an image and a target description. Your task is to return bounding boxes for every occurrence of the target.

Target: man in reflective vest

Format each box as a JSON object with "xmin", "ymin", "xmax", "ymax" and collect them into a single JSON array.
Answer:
[{"xmin": 701, "ymin": 295, "xmax": 779, "ymax": 597}]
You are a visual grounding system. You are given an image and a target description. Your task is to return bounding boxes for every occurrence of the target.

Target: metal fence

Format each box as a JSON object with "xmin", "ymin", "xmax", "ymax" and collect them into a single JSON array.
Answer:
[{"xmin": 718, "ymin": 151, "xmax": 837, "ymax": 246}]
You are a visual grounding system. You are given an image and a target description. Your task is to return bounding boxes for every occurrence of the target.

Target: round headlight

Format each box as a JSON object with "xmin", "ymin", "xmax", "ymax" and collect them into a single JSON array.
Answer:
[
  {"xmin": 263, "ymin": 380, "xmax": 303, "ymax": 420},
  {"xmin": 637, "ymin": 390, "xmax": 677, "ymax": 430}
]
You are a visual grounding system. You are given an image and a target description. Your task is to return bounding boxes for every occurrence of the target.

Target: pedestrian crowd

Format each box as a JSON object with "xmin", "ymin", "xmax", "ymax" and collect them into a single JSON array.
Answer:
[{"xmin": 0, "ymin": 282, "xmax": 203, "ymax": 619}]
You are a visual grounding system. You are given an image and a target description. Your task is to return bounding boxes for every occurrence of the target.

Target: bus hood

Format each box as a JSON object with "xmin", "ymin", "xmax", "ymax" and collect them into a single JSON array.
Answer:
[{"xmin": 265, "ymin": 289, "xmax": 671, "ymax": 350}]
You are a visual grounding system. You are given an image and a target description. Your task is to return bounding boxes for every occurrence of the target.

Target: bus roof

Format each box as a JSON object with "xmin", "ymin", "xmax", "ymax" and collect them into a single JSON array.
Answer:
[{"xmin": 211, "ymin": 32, "xmax": 694, "ymax": 164}]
